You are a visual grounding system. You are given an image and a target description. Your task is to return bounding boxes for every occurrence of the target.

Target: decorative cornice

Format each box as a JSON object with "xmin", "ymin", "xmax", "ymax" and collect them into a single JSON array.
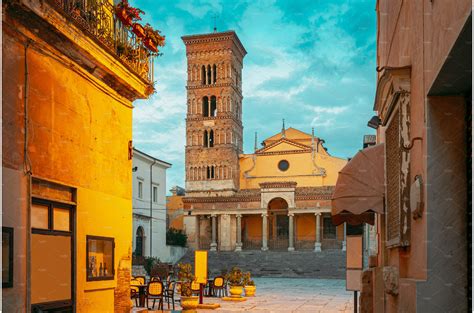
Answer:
[
  {"xmin": 181, "ymin": 31, "xmax": 247, "ymax": 57},
  {"xmin": 256, "ymin": 137, "xmax": 312, "ymax": 154},
  {"xmin": 259, "ymin": 181, "xmax": 297, "ymax": 189}
]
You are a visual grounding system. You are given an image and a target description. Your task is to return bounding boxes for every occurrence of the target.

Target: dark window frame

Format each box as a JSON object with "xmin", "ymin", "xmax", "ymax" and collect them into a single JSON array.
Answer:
[
  {"xmin": 323, "ymin": 216, "xmax": 337, "ymax": 239},
  {"xmin": 86, "ymin": 235, "xmax": 115, "ymax": 282},
  {"xmin": 278, "ymin": 160, "xmax": 290, "ymax": 172},
  {"xmin": 31, "ymin": 197, "xmax": 75, "ymax": 312},
  {"xmin": 2, "ymin": 227, "xmax": 14, "ymax": 288}
]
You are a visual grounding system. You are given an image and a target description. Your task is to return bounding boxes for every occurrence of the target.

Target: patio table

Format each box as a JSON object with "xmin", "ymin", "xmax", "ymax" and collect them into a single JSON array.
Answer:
[{"xmin": 131, "ymin": 283, "xmax": 147, "ymax": 307}]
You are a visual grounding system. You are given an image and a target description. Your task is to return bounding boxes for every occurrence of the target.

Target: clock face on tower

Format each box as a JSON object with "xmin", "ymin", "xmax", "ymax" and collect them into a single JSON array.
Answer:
[{"xmin": 182, "ymin": 31, "xmax": 247, "ymax": 196}]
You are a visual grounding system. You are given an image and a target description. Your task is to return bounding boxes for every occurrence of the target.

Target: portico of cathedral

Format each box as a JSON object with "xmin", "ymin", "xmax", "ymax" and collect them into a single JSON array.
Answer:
[{"xmin": 181, "ymin": 30, "xmax": 348, "ymax": 252}]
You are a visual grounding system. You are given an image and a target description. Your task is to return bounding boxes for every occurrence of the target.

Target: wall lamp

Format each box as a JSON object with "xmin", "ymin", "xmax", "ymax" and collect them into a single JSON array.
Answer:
[
  {"xmin": 367, "ymin": 116, "xmax": 381, "ymax": 129},
  {"xmin": 132, "ymin": 166, "xmax": 138, "ymax": 172}
]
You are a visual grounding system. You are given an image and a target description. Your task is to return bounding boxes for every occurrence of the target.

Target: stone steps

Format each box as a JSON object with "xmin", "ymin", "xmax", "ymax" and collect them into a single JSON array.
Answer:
[{"xmin": 177, "ymin": 249, "xmax": 346, "ymax": 279}]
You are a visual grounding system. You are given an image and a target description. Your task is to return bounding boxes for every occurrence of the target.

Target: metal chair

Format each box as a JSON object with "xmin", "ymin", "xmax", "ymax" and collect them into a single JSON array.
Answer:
[
  {"xmin": 150, "ymin": 276, "xmax": 161, "ymax": 282},
  {"xmin": 130, "ymin": 279, "xmax": 140, "ymax": 307},
  {"xmin": 146, "ymin": 281, "xmax": 164, "ymax": 310},
  {"xmin": 163, "ymin": 280, "xmax": 177, "ymax": 310},
  {"xmin": 212, "ymin": 276, "xmax": 226, "ymax": 297}
]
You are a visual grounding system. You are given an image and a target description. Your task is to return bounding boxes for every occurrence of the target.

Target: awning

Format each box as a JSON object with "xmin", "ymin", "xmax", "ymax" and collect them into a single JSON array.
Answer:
[{"xmin": 331, "ymin": 143, "xmax": 385, "ymax": 226}]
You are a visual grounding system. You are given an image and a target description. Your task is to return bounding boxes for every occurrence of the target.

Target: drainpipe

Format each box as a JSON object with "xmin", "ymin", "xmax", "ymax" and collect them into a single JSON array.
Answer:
[{"xmin": 149, "ymin": 160, "xmax": 157, "ymax": 257}]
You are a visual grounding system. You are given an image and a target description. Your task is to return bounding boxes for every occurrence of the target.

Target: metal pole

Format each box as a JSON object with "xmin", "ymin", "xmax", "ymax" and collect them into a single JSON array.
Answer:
[
  {"xmin": 354, "ymin": 291, "xmax": 358, "ymax": 313},
  {"xmin": 150, "ymin": 160, "xmax": 157, "ymax": 256}
]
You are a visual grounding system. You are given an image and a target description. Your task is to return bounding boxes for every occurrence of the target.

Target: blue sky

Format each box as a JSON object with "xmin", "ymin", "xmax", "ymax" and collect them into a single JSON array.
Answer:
[{"xmin": 131, "ymin": 0, "xmax": 377, "ymax": 192}]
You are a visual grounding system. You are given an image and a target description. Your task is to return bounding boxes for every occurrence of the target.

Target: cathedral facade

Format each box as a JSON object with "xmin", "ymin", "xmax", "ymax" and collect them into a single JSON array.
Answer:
[{"xmin": 181, "ymin": 31, "xmax": 347, "ymax": 252}]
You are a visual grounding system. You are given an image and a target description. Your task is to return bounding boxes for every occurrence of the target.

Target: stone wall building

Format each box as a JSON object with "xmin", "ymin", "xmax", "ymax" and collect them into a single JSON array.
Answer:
[
  {"xmin": 332, "ymin": 2, "xmax": 471, "ymax": 312},
  {"xmin": 2, "ymin": 0, "xmax": 157, "ymax": 311},
  {"xmin": 181, "ymin": 31, "xmax": 348, "ymax": 252}
]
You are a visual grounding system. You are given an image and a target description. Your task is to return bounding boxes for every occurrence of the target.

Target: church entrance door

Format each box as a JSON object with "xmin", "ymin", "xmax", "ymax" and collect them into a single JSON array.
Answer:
[{"xmin": 267, "ymin": 198, "xmax": 289, "ymax": 250}]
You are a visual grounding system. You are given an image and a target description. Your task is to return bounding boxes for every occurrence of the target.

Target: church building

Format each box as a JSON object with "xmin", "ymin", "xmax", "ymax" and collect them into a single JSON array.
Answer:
[{"xmin": 181, "ymin": 30, "xmax": 348, "ymax": 252}]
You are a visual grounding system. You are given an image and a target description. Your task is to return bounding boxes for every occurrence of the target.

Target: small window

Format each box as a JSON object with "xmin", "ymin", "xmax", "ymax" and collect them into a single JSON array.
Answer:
[
  {"xmin": 53, "ymin": 207, "xmax": 70, "ymax": 232},
  {"xmin": 31, "ymin": 203, "xmax": 49, "ymax": 229},
  {"xmin": 2, "ymin": 227, "xmax": 14, "ymax": 288},
  {"xmin": 87, "ymin": 236, "xmax": 114, "ymax": 281},
  {"xmin": 278, "ymin": 160, "xmax": 290, "ymax": 172},
  {"xmin": 153, "ymin": 186, "xmax": 158, "ymax": 203},
  {"xmin": 138, "ymin": 181, "xmax": 143, "ymax": 199}
]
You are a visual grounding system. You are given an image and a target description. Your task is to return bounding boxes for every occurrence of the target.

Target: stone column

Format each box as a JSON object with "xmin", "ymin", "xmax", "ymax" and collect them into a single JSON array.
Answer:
[
  {"xmin": 235, "ymin": 214, "xmax": 242, "ymax": 252},
  {"xmin": 261, "ymin": 212, "xmax": 268, "ymax": 251},
  {"xmin": 210, "ymin": 214, "xmax": 217, "ymax": 251},
  {"xmin": 288, "ymin": 213, "xmax": 295, "ymax": 251},
  {"xmin": 342, "ymin": 222, "xmax": 347, "ymax": 251},
  {"xmin": 314, "ymin": 212, "xmax": 322, "ymax": 252}
]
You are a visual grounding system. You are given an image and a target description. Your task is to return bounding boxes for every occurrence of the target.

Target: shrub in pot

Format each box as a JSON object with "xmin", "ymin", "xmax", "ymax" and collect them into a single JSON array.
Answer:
[
  {"xmin": 177, "ymin": 263, "xmax": 198, "ymax": 312},
  {"xmin": 226, "ymin": 266, "xmax": 244, "ymax": 298},
  {"xmin": 243, "ymin": 272, "xmax": 256, "ymax": 297}
]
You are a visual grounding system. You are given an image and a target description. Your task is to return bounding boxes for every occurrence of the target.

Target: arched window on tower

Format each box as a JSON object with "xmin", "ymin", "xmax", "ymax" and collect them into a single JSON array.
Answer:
[
  {"xmin": 213, "ymin": 64, "xmax": 217, "ymax": 83},
  {"xmin": 210, "ymin": 96, "xmax": 217, "ymax": 117},
  {"xmin": 202, "ymin": 96, "xmax": 209, "ymax": 117},
  {"xmin": 203, "ymin": 130, "xmax": 209, "ymax": 148},
  {"xmin": 209, "ymin": 130, "xmax": 214, "ymax": 147},
  {"xmin": 207, "ymin": 166, "xmax": 215, "ymax": 179},
  {"xmin": 201, "ymin": 65, "xmax": 206, "ymax": 85},
  {"xmin": 207, "ymin": 65, "xmax": 212, "ymax": 85}
]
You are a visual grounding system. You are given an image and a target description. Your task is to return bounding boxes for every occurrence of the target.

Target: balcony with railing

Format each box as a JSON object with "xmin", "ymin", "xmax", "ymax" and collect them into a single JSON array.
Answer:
[{"xmin": 45, "ymin": 0, "xmax": 160, "ymax": 84}]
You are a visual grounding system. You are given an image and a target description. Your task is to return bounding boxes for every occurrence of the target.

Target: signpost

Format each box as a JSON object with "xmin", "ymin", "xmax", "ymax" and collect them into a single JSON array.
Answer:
[{"xmin": 194, "ymin": 250, "xmax": 208, "ymax": 305}]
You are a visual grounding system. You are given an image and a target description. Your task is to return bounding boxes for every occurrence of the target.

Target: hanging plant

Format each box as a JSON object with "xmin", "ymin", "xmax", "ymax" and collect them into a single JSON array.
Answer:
[
  {"xmin": 143, "ymin": 23, "xmax": 165, "ymax": 53},
  {"xmin": 115, "ymin": 0, "xmax": 144, "ymax": 27}
]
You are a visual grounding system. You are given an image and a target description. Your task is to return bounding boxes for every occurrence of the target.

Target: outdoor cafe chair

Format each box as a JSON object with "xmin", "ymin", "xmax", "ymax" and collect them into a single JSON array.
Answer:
[
  {"xmin": 163, "ymin": 280, "xmax": 177, "ymax": 310},
  {"xmin": 150, "ymin": 276, "xmax": 161, "ymax": 282},
  {"xmin": 130, "ymin": 278, "xmax": 140, "ymax": 307},
  {"xmin": 146, "ymin": 281, "xmax": 164, "ymax": 310},
  {"xmin": 191, "ymin": 280, "xmax": 201, "ymax": 296},
  {"xmin": 212, "ymin": 276, "xmax": 226, "ymax": 297}
]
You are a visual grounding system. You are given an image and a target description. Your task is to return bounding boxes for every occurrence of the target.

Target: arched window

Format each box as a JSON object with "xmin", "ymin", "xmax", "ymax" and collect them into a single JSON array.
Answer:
[
  {"xmin": 207, "ymin": 166, "xmax": 215, "ymax": 179},
  {"xmin": 207, "ymin": 65, "xmax": 212, "ymax": 85},
  {"xmin": 201, "ymin": 65, "xmax": 206, "ymax": 85},
  {"xmin": 210, "ymin": 96, "xmax": 217, "ymax": 117},
  {"xmin": 203, "ymin": 130, "xmax": 209, "ymax": 147},
  {"xmin": 213, "ymin": 64, "xmax": 217, "ymax": 83},
  {"xmin": 202, "ymin": 96, "xmax": 209, "ymax": 117},
  {"xmin": 209, "ymin": 130, "xmax": 214, "ymax": 147},
  {"xmin": 135, "ymin": 226, "xmax": 144, "ymax": 256}
]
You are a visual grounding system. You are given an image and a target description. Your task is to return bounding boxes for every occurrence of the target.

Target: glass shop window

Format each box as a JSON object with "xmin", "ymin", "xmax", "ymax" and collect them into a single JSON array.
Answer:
[{"xmin": 86, "ymin": 236, "xmax": 114, "ymax": 281}]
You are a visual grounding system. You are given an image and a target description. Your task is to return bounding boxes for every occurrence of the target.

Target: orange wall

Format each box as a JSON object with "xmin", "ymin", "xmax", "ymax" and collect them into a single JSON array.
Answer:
[{"xmin": 167, "ymin": 195, "xmax": 184, "ymax": 230}]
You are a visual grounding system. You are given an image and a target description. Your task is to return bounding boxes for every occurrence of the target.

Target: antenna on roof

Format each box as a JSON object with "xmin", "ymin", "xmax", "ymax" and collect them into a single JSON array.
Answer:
[
  {"xmin": 212, "ymin": 14, "xmax": 218, "ymax": 32},
  {"xmin": 281, "ymin": 119, "xmax": 286, "ymax": 138},
  {"xmin": 254, "ymin": 132, "xmax": 258, "ymax": 151}
]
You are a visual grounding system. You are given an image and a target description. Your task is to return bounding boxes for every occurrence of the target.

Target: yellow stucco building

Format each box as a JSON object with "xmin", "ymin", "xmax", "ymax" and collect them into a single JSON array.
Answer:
[{"xmin": 2, "ymin": 0, "xmax": 157, "ymax": 311}]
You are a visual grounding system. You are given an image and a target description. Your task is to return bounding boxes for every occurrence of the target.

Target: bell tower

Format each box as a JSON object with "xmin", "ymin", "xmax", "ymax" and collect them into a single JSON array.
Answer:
[{"xmin": 182, "ymin": 31, "xmax": 246, "ymax": 197}]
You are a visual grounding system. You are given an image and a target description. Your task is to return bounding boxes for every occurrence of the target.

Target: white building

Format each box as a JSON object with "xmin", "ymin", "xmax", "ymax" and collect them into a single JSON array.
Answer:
[{"xmin": 132, "ymin": 148, "xmax": 171, "ymax": 259}]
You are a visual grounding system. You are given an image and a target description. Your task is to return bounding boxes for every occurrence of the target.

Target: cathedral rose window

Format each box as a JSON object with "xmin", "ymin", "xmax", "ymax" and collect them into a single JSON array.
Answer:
[{"xmin": 278, "ymin": 160, "xmax": 289, "ymax": 171}]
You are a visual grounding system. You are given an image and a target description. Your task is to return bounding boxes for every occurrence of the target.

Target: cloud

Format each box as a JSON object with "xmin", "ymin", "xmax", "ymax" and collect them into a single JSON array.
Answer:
[{"xmin": 176, "ymin": 0, "xmax": 222, "ymax": 18}]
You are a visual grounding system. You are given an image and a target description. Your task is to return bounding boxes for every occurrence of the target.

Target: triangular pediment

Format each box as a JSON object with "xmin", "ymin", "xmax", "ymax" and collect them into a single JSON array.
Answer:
[{"xmin": 256, "ymin": 138, "xmax": 312, "ymax": 154}]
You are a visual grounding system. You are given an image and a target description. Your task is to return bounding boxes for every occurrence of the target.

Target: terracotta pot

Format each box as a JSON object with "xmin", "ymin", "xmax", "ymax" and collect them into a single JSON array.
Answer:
[
  {"xmin": 115, "ymin": 7, "xmax": 132, "ymax": 27},
  {"xmin": 180, "ymin": 296, "xmax": 199, "ymax": 312},
  {"xmin": 132, "ymin": 23, "xmax": 146, "ymax": 38},
  {"xmin": 229, "ymin": 285, "xmax": 243, "ymax": 298},
  {"xmin": 244, "ymin": 285, "xmax": 256, "ymax": 297},
  {"xmin": 143, "ymin": 37, "xmax": 158, "ymax": 52}
]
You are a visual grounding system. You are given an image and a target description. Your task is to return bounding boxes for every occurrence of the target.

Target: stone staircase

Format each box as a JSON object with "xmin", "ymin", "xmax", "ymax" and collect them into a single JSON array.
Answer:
[{"xmin": 178, "ymin": 249, "xmax": 346, "ymax": 279}]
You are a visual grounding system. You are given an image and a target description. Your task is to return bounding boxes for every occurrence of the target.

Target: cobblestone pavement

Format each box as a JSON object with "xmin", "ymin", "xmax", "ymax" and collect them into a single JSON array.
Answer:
[
  {"xmin": 202, "ymin": 278, "xmax": 354, "ymax": 313},
  {"xmin": 135, "ymin": 277, "xmax": 354, "ymax": 313}
]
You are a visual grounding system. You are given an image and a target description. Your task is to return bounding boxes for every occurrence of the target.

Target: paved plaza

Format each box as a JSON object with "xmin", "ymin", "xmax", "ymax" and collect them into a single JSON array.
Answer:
[{"xmin": 135, "ymin": 277, "xmax": 354, "ymax": 313}]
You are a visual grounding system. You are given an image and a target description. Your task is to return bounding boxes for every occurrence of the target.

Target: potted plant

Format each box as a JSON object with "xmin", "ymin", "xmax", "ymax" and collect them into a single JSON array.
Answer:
[
  {"xmin": 226, "ymin": 266, "xmax": 244, "ymax": 298},
  {"xmin": 143, "ymin": 23, "xmax": 165, "ymax": 53},
  {"xmin": 115, "ymin": 0, "xmax": 144, "ymax": 27},
  {"xmin": 177, "ymin": 263, "xmax": 198, "ymax": 312},
  {"xmin": 132, "ymin": 23, "xmax": 146, "ymax": 39},
  {"xmin": 243, "ymin": 272, "xmax": 256, "ymax": 297}
]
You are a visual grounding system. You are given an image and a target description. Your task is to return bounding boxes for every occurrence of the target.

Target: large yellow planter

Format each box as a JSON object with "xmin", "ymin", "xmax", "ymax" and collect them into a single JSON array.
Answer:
[
  {"xmin": 229, "ymin": 285, "xmax": 244, "ymax": 298},
  {"xmin": 181, "ymin": 296, "xmax": 199, "ymax": 312},
  {"xmin": 244, "ymin": 285, "xmax": 256, "ymax": 297}
]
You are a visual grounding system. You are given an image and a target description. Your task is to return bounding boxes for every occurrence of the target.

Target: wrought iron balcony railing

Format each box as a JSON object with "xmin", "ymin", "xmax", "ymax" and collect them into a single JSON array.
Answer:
[{"xmin": 48, "ymin": 0, "xmax": 155, "ymax": 83}]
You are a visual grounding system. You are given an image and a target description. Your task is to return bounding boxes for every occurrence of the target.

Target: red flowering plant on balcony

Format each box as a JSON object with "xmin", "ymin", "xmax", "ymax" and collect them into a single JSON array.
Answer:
[
  {"xmin": 143, "ymin": 23, "xmax": 166, "ymax": 53},
  {"xmin": 115, "ymin": 0, "xmax": 144, "ymax": 27}
]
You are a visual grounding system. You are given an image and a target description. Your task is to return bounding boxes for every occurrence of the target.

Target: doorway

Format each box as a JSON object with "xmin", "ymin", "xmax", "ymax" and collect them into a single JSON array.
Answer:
[{"xmin": 267, "ymin": 197, "xmax": 289, "ymax": 250}]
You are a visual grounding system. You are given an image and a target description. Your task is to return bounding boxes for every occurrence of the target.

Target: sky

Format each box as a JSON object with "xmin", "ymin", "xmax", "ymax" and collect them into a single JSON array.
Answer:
[{"xmin": 131, "ymin": 0, "xmax": 377, "ymax": 193}]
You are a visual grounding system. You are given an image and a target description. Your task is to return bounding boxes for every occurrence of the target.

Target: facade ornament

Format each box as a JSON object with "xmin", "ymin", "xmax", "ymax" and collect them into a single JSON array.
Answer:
[
  {"xmin": 411, "ymin": 175, "xmax": 424, "ymax": 220},
  {"xmin": 383, "ymin": 266, "xmax": 399, "ymax": 296},
  {"xmin": 281, "ymin": 119, "xmax": 286, "ymax": 138}
]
